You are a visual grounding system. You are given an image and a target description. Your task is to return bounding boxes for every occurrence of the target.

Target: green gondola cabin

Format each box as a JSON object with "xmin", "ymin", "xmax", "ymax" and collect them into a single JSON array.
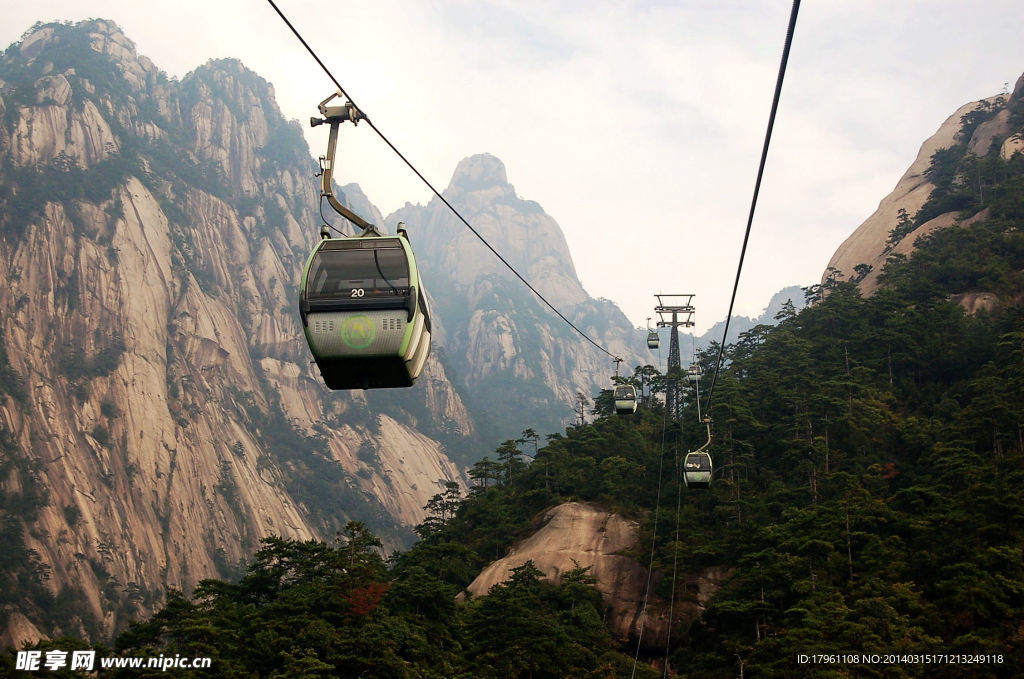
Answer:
[{"xmin": 299, "ymin": 231, "xmax": 431, "ymax": 389}]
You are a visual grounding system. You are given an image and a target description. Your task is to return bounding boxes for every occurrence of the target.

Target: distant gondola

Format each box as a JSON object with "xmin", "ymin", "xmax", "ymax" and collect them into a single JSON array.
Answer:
[
  {"xmin": 299, "ymin": 226, "xmax": 431, "ymax": 389},
  {"xmin": 683, "ymin": 451, "xmax": 712, "ymax": 488},
  {"xmin": 613, "ymin": 384, "xmax": 638, "ymax": 415},
  {"xmin": 647, "ymin": 330, "xmax": 660, "ymax": 350}
]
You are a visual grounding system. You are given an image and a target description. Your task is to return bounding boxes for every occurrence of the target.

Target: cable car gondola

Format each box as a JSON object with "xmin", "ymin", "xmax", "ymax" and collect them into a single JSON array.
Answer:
[
  {"xmin": 300, "ymin": 92, "xmax": 431, "ymax": 390},
  {"xmin": 614, "ymin": 384, "xmax": 638, "ymax": 415},
  {"xmin": 300, "ymin": 226, "xmax": 431, "ymax": 389},
  {"xmin": 646, "ymin": 318, "xmax": 660, "ymax": 350},
  {"xmin": 683, "ymin": 451, "xmax": 712, "ymax": 488},
  {"xmin": 610, "ymin": 358, "xmax": 638, "ymax": 415}
]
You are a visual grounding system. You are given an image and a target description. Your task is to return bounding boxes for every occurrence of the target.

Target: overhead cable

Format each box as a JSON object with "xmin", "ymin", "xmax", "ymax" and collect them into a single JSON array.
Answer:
[{"xmin": 703, "ymin": 0, "xmax": 801, "ymax": 413}]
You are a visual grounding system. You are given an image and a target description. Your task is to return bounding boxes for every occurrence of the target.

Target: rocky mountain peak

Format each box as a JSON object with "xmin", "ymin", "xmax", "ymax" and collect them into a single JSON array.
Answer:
[
  {"xmin": 1013, "ymin": 71, "xmax": 1024, "ymax": 100},
  {"xmin": 14, "ymin": 19, "xmax": 157, "ymax": 93},
  {"xmin": 446, "ymin": 152, "xmax": 510, "ymax": 194},
  {"xmin": 182, "ymin": 58, "xmax": 296, "ymax": 197},
  {"xmin": 188, "ymin": 57, "xmax": 277, "ymax": 105}
]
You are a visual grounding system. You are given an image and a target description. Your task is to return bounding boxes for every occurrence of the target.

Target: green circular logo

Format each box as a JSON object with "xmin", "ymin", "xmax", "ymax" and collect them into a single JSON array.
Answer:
[{"xmin": 341, "ymin": 315, "xmax": 375, "ymax": 349}]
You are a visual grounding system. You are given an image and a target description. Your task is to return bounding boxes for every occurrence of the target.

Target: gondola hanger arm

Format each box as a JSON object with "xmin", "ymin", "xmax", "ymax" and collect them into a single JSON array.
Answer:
[
  {"xmin": 310, "ymin": 91, "xmax": 377, "ymax": 233},
  {"xmin": 693, "ymin": 416, "xmax": 712, "ymax": 454}
]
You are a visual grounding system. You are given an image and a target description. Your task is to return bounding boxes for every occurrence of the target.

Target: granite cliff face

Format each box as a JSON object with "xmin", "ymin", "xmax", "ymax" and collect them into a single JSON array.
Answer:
[
  {"xmin": 825, "ymin": 73, "xmax": 1024, "ymax": 296},
  {"xmin": 0, "ymin": 20, "xmax": 469, "ymax": 645}
]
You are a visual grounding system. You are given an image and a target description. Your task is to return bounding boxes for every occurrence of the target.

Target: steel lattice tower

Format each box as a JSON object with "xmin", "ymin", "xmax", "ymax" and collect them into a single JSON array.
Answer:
[{"xmin": 655, "ymin": 295, "xmax": 695, "ymax": 421}]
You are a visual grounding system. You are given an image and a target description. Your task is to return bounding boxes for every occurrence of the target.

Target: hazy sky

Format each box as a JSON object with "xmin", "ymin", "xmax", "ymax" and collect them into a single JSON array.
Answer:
[{"xmin": 2, "ymin": 1, "xmax": 1023, "ymax": 335}]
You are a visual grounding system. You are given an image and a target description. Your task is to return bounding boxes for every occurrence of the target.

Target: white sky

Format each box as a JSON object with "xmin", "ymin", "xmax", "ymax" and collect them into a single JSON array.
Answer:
[{"xmin": 2, "ymin": 1, "xmax": 1023, "ymax": 334}]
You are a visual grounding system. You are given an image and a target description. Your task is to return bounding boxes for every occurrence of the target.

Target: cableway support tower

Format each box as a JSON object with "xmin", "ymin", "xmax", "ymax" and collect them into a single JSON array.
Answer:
[{"xmin": 654, "ymin": 294, "xmax": 694, "ymax": 421}]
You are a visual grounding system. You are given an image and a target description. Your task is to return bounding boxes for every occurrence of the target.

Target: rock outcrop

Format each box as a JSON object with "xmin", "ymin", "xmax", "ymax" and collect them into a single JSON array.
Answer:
[{"xmin": 465, "ymin": 502, "xmax": 726, "ymax": 648}]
